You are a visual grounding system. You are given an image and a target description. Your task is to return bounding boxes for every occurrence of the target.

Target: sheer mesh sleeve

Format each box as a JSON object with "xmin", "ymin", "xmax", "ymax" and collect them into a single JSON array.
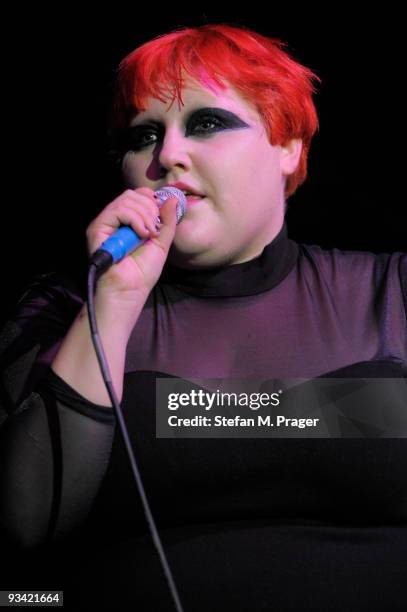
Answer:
[
  {"xmin": 0, "ymin": 273, "xmax": 116, "ymax": 548},
  {"xmin": 400, "ymin": 253, "xmax": 407, "ymax": 320}
]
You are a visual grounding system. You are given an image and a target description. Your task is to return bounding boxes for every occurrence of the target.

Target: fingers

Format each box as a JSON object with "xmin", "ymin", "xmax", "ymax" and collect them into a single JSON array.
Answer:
[
  {"xmin": 86, "ymin": 188, "xmax": 181, "ymax": 259},
  {"xmin": 117, "ymin": 205, "xmax": 161, "ymax": 237},
  {"xmin": 157, "ymin": 195, "xmax": 179, "ymax": 226},
  {"xmin": 86, "ymin": 189, "xmax": 163, "ymax": 253}
]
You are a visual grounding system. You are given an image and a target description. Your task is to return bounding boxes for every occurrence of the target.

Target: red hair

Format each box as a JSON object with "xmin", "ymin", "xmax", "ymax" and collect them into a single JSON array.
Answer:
[{"xmin": 109, "ymin": 23, "xmax": 321, "ymax": 200}]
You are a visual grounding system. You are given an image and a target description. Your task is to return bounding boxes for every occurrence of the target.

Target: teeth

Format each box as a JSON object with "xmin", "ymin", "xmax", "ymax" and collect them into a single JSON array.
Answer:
[{"xmin": 179, "ymin": 189, "xmax": 204, "ymax": 198}]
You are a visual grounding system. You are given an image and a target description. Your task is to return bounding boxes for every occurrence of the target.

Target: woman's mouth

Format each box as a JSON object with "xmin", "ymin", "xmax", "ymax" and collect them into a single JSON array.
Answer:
[{"xmin": 185, "ymin": 194, "xmax": 206, "ymax": 205}]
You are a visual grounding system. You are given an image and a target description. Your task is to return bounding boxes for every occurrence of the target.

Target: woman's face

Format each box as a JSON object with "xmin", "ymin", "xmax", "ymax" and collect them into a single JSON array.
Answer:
[{"xmin": 121, "ymin": 77, "xmax": 301, "ymax": 269}]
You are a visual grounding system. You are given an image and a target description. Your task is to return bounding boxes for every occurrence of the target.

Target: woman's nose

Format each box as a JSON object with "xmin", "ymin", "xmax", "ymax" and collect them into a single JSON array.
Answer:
[{"xmin": 157, "ymin": 129, "xmax": 192, "ymax": 173}]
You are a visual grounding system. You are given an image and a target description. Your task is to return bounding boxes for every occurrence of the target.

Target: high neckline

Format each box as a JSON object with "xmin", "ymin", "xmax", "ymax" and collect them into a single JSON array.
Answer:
[{"xmin": 159, "ymin": 222, "xmax": 299, "ymax": 297}]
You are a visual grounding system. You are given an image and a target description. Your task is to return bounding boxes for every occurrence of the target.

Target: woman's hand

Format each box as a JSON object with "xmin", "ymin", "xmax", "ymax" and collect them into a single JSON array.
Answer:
[{"xmin": 86, "ymin": 187, "xmax": 179, "ymax": 299}]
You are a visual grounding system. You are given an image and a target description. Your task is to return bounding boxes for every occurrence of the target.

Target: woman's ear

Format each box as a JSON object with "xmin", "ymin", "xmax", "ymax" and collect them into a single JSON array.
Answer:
[{"xmin": 280, "ymin": 139, "xmax": 303, "ymax": 176}]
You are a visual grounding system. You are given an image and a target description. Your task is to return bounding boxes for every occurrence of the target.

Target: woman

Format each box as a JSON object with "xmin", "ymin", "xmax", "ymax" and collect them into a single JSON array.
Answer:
[{"xmin": 0, "ymin": 23, "xmax": 406, "ymax": 611}]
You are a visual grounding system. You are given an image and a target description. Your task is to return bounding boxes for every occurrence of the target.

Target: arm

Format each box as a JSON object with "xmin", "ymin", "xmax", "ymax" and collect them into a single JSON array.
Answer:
[
  {"xmin": 0, "ymin": 190, "xmax": 178, "ymax": 549},
  {"xmin": 0, "ymin": 274, "xmax": 147, "ymax": 548}
]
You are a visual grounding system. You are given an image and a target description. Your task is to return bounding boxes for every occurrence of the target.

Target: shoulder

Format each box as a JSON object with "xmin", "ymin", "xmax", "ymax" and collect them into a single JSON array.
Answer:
[
  {"xmin": 1, "ymin": 271, "xmax": 84, "ymax": 353},
  {"xmin": 298, "ymin": 241, "xmax": 405, "ymax": 274},
  {"xmin": 0, "ymin": 272, "xmax": 84, "ymax": 416},
  {"xmin": 299, "ymin": 242, "xmax": 406, "ymax": 295},
  {"xmin": 12, "ymin": 271, "xmax": 84, "ymax": 322},
  {"xmin": 295, "ymin": 242, "xmax": 407, "ymax": 323}
]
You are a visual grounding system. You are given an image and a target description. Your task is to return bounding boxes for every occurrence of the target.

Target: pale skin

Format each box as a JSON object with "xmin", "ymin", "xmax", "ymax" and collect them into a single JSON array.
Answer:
[
  {"xmin": 51, "ymin": 76, "xmax": 302, "ymax": 405},
  {"xmin": 122, "ymin": 76, "xmax": 303, "ymax": 269}
]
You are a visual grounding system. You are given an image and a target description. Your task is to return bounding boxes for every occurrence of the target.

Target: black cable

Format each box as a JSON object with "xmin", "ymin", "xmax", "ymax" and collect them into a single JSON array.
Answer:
[{"xmin": 87, "ymin": 263, "xmax": 184, "ymax": 612}]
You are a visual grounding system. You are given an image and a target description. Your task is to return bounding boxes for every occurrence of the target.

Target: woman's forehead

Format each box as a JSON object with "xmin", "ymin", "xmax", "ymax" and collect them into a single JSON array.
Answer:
[{"xmin": 134, "ymin": 77, "xmax": 260, "ymax": 123}]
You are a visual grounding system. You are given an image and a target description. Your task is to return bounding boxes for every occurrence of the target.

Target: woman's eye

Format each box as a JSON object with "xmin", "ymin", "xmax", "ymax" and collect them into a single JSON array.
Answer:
[
  {"xmin": 189, "ymin": 117, "xmax": 225, "ymax": 134},
  {"xmin": 119, "ymin": 125, "xmax": 162, "ymax": 152},
  {"xmin": 132, "ymin": 130, "xmax": 158, "ymax": 148},
  {"xmin": 123, "ymin": 115, "xmax": 227, "ymax": 152}
]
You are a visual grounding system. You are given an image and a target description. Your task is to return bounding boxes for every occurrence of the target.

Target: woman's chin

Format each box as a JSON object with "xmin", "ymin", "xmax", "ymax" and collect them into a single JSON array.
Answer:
[
  {"xmin": 173, "ymin": 224, "xmax": 217, "ymax": 252},
  {"xmin": 167, "ymin": 236, "xmax": 221, "ymax": 269}
]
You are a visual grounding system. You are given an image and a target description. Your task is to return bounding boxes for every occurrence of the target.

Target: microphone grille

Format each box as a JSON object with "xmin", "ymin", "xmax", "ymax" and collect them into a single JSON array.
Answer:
[{"xmin": 154, "ymin": 187, "xmax": 187, "ymax": 224}]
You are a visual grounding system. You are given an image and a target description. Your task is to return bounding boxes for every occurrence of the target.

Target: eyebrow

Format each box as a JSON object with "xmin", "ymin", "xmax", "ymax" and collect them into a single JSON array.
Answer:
[{"xmin": 131, "ymin": 106, "xmax": 251, "ymax": 127}]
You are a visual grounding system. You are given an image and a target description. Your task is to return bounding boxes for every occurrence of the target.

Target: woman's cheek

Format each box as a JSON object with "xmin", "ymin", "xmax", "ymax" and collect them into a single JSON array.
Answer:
[{"xmin": 183, "ymin": 206, "xmax": 221, "ymax": 234}]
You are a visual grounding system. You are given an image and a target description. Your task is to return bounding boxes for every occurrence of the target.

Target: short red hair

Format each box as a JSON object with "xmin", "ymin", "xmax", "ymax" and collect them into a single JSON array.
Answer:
[{"xmin": 109, "ymin": 23, "xmax": 321, "ymax": 200}]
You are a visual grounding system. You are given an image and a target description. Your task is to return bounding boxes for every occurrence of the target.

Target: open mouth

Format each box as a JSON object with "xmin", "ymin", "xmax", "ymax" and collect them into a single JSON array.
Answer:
[
  {"xmin": 185, "ymin": 193, "xmax": 204, "ymax": 199},
  {"xmin": 183, "ymin": 192, "xmax": 206, "ymax": 205}
]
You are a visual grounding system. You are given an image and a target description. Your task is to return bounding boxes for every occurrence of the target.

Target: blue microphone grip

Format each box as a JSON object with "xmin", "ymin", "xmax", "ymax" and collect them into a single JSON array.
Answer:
[
  {"xmin": 90, "ymin": 186, "xmax": 186, "ymax": 272},
  {"xmin": 99, "ymin": 226, "xmax": 145, "ymax": 264}
]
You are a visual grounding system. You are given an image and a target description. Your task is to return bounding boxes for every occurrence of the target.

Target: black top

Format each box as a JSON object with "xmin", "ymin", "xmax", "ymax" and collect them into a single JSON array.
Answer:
[{"xmin": 0, "ymin": 223, "xmax": 406, "ymax": 611}]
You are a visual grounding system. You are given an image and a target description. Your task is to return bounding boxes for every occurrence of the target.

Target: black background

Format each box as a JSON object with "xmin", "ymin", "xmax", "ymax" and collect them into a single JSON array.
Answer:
[{"xmin": 2, "ymin": 7, "xmax": 406, "ymax": 323}]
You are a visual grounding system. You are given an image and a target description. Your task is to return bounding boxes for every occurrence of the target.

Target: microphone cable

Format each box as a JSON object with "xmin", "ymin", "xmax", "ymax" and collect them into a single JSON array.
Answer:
[{"xmin": 86, "ymin": 263, "xmax": 185, "ymax": 612}]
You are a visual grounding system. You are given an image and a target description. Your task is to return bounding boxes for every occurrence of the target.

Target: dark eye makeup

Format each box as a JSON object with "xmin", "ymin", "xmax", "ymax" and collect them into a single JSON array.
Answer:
[{"xmin": 114, "ymin": 107, "xmax": 250, "ymax": 152}]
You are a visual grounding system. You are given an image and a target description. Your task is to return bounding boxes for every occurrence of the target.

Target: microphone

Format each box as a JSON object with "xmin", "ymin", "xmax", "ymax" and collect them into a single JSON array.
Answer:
[{"xmin": 90, "ymin": 186, "xmax": 187, "ymax": 274}]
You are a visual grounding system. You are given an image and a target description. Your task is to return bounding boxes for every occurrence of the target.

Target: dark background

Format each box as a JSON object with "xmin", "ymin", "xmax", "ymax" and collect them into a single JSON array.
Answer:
[{"xmin": 2, "ymin": 8, "xmax": 406, "ymax": 324}]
